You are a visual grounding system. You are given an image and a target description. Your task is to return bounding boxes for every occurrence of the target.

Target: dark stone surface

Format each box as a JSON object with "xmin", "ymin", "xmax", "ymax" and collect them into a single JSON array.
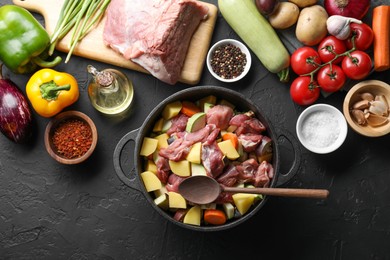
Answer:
[{"xmin": 1, "ymin": 0, "xmax": 390, "ymax": 259}]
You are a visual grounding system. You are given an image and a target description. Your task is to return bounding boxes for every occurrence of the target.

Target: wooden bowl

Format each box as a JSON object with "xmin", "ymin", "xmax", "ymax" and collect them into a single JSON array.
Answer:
[
  {"xmin": 44, "ymin": 111, "xmax": 98, "ymax": 164},
  {"xmin": 343, "ymin": 80, "xmax": 390, "ymax": 137}
]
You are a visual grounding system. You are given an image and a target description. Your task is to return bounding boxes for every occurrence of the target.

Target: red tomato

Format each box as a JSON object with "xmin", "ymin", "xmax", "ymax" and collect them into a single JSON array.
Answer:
[
  {"xmin": 291, "ymin": 47, "xmax": 322, "ymax": 75},
  {"xmin": 345, "ymin": 23, "xmax": 374, "ymax": 51},
  {"xmin": 341, "ymin": 51, "xmax": 372, "ymax": 80},
  {"xmin": 317, "ymin": 64, "xmax": 346, "ymax": 93},
  {"xmin": 318, "ymin": 36, "xmax": 347, "ymax": 64},
  {"xmin": 290, "ymin": 76, "xmax": 320, "ymax": 106}
]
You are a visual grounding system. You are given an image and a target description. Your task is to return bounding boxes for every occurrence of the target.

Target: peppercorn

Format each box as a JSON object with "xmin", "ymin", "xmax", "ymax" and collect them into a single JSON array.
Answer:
[{"xmin": 210, "ymin": 44, "xmax": 247, "ymax": 79}]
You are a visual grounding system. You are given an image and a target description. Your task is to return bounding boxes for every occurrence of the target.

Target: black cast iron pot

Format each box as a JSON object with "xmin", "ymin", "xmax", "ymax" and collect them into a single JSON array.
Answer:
[{"xmin": 113, "ymin": 86, "xmax": 301, "ymax": 232}]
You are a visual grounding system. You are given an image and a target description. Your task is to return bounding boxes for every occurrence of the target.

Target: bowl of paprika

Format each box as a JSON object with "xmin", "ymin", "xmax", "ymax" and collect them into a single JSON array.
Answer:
[{"xmin": 44, "ymin": 111, "xmax": 98, "ymax": 164}]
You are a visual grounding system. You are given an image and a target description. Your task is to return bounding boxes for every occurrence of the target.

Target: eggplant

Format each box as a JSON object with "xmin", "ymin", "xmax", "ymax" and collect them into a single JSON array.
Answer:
[
  {"xmin": 256, "ymin": 135, "xmax": 273, "ymax": 162},
  {"xmin": 0, "ymin": 65, "xmax": 32, "ymax": 143}
]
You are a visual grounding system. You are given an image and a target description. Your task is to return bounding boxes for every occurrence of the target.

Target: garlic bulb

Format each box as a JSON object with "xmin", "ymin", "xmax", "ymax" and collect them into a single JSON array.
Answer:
[{"xmin": 326, "ymin": 15, "xmax": 362, "ymax": 40}]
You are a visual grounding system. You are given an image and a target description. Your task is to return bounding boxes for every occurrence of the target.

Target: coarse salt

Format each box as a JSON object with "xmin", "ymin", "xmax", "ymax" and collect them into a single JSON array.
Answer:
[{"xmin": 301, "ymin": 110, "xmax": 340, "ymax": 148}]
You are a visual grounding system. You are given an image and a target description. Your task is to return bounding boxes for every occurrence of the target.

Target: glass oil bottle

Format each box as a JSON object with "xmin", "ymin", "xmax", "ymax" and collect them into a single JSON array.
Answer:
[{"xmin": 87, "ymin": 65, "xmax": 134, "ymax": 115}]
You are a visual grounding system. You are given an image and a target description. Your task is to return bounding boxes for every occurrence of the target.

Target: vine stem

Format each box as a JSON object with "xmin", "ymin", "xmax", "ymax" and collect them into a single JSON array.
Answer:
[{"xmin": 301, "ymin": 34, "xmax": 358, "ymax": 84}]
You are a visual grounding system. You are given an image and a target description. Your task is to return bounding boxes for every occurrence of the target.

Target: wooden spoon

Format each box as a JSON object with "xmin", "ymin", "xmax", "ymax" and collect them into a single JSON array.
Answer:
[{"xmin": 178, "ymin": 175, "xmax": 329, "ymax": 204}]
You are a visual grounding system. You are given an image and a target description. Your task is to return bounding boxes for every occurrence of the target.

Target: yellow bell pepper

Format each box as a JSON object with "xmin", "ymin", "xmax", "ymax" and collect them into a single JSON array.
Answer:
[{"xmin": 26, "ymin": 69, "xmax": 79, "ymax": 117}]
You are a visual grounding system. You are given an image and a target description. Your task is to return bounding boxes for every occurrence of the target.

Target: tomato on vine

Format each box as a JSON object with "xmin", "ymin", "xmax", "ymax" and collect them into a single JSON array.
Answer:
[
  {"xmin": 290, "ymin": 76, "xmax": 320, "ymax": 106},
  {"xmin": 318, "ymin": 36, "xmax": 346, "ymax": 64},
  {"xmin": 345, "ymin": 23, "xmax": 374, "ymax": 51},
  {"xmin": 291, "ymin": 47, "xmax": 322, "ymax": 75},
  {"xmin": 341, "ymin": 51, "xmax": 372, "ymax": 80},
  {"xmin": 317, "ymin": 64, "xmax": 346, "ymax": 93}
]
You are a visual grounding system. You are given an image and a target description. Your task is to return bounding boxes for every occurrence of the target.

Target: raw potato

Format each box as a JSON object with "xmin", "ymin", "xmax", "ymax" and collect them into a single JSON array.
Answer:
[
  {"xmin": 288, "ymin": 0, "xmax": 317, "ymax": 8},
  {"xmin": 169, "ymin": 159, "xmax": 191, "ymax": 177},
  {"xmin": 232, "ymin": 193, "xmax": 256, "ymax": 215},
  {"xmin": 268, "ymin": 2, "xmax": 300, "ymax": 29},
  {"xmin": 217, "ymin": 140, "xmax": 240, "ymax": 160},
  {"xmin": 186, "ymin": 142, "xmax": 202, "ymax": 163},
  {"xmin": 162, "ymin": 101, "xmax": 182, "ymax": 120},
  {"xmin": 296, "ymin": 5, "xmax": 328, "ymax": 46},
  {"xmin": 140, "ymin": 171, "xmax": 162, "ymax": 192},
  {"xmin": 155, "ymin": 133, "xmax": 169, "ymax": 149},
  {"xmin": 183, "ymin": 205, "xmax": 202, "ymax": 226},
  {"xmin": 140, "ymin": 137, "xmax": 158, "ymax": 157},
  {"xmin": 145, "ymin": 160, "xmax": 157, "ymax": 174},
  {"xmin": 168, "ymin": 191, "xmax": 187, "ymax": 209}
]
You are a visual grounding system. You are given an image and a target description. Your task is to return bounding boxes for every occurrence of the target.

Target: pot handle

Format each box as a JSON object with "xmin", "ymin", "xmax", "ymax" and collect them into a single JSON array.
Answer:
[
  {"xmin": 274, "ymin": 127, "xmax": 301, "ymax": 187},
  {"xmin": 113, "ymin": 129, "xmax": 142, "ymax": 192}
]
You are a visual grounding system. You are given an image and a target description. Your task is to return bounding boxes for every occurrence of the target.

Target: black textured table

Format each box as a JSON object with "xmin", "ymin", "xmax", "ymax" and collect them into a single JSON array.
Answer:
[{"xmin": 1, "ymin": 0, "xmax": 390, "ymax": 259}]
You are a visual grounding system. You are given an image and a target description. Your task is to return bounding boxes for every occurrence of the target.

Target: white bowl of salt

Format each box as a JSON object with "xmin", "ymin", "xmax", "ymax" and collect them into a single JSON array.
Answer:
[{"xmin": 296, "ymin": 104, "xmax": 348, "ymax": 154}]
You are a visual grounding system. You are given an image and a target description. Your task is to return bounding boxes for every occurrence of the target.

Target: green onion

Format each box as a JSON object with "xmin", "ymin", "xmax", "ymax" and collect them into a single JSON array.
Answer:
[
  {"xmin": 49, "ymin": 0, "xmax": 83, "ymax": 55},
  {"xmin": 49, "ymin": 0, "xmax": 111, "ymax": 63}
]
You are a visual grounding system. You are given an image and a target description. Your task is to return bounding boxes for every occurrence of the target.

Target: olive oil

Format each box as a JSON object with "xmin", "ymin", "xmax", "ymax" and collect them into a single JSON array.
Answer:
[{"xmin": 87, "ymin": 65, "xmax": 134, "ymax": 115}]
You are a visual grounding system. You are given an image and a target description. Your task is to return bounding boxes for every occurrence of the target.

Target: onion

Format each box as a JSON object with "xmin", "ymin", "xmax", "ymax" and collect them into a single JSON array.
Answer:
[{"xmin": 323, "ymin": 0, "xmax": 370, "ymax": 20}]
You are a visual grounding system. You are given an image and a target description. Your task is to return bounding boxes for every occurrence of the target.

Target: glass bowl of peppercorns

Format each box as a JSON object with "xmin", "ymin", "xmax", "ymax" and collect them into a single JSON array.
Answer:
[
  {"xmin": 206, "ymin": 39, "xmax": 251, "ymax": 83},
  {"xmin": 44, "ymin": 111, "xmax": 98, "ymax": 164}
]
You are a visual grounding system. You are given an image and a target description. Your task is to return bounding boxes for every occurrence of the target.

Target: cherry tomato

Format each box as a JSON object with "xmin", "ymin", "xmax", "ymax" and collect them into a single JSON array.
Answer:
[
  {"xmin": 317, "ymin": 64, "xmax": 346, "ymax": 93},
  {"xmin": 291, "ymin": 47, "xmax": 322, "ymax": 75},
  {"xmin": 341, "ymin": 51, "xmax": 372, "ymax": 80},
  {"xmin": 345, "ymin": 23, "xmax": 374, "ymax": 51},
  {"xmin": 290, "ymin": 76, "xmax": 320, "ymax": 106},
  {"xmin": 318, "ymin": 36, "xmax": 347, "ymax": 64}
]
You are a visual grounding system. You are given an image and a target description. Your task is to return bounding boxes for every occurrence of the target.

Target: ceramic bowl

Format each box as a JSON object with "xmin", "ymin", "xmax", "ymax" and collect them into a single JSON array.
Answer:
[
  {"xmin": 296, "ymin": 104, "xmax": 348, "ymax": 154},
  {"xmin": 206, "ymin": 39, "xmax": 251, "ymax": 83},
  {"xmin": 343, "ymin": 80, "xmax": 390, "ymax": 137},
  {"xmin": 44, "ymin": 111, "xmax": 98, "ymax": 164}
]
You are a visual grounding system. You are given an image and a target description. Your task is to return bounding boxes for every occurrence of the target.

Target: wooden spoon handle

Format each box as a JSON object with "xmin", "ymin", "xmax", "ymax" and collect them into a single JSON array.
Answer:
[{"xmin": 222, "ymin": 187, "xmax": 329, "ymax": 199}]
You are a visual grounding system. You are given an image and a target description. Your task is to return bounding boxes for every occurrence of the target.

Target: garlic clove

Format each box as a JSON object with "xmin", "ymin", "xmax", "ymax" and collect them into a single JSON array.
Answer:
[
  {"xmin": 364, "ymin": 112, "xmax": 370, "ymax": 120},
  {"xmin": 326, "ymin": 15, "xmax": 362, "ymax": 40},
  {"xmin": 374, "ymin": 95, "xmax": 389, "ymax": 116},
  {"xmin": 352, "ymin": 99, "xmax": 370, "ymax": 110},
  {"xmin": 369, "ymin": 100, "xmax": 388, "ymax": 116},
  {"xmin": 360, "ymin": 92, "xmax": 374, "ymax": 101},
  {"xmin": 366, "ymin": 114, "xmax": 389, "ymax": 127},
  {"xmin": 364, "ymin": 109, "xmax": 370, "ymax": 118},
  {"xmin": 351, "ymin": 109, "xmax": 366, "ymax": 125}
]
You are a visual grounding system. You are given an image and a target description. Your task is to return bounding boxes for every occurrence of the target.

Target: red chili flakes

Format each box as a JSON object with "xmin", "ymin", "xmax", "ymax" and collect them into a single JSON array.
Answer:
[{"xmin": 52, "ymin": 119, "xmax": 93, "ymax": 159}]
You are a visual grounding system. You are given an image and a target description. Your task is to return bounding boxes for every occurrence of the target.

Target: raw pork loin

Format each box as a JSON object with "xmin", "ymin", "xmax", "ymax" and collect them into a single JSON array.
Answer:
[{"xmin": 103, "ymin": 0, "xmax": 209, "ymax": 85}]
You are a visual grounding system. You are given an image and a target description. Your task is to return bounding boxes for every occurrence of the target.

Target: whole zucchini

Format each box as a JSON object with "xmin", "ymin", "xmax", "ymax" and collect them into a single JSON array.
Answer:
[{"xmin": 218, "ymin": 0, "xmax": 290, "ymax": 81}]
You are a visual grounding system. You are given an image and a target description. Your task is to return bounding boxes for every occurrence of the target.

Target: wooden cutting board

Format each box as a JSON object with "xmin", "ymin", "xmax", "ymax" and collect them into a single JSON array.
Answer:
[{"xmin": 13, "ymin": 0, "xmax": 218, "ymax": 85}]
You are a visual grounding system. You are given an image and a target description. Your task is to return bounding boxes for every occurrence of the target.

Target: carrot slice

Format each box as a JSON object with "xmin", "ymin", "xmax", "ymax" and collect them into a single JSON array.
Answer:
[
  {"xmin": 204, "ymin": 209, "xmax": 227, "ymax": 225},
  {"xmin": 222, "ymin": 132, "xmax": 239, "ymax": 149},
  {"xmin": 373, "ymin": 5, "xmax": 390, "ymax": 71},
  {"xmin": 181, "ymin": 101, "xmax": 201, "ymax": 117}
]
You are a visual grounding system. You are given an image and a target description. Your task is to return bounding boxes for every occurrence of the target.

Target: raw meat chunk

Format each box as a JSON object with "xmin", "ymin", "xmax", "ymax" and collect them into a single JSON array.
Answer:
[
  {"xmin": 103, "ymin": 0, "xmax": 209, "ymax": 84},
  {"xmin": 206, "ymin": 105, "xmax": 234, "ymax": 130},
  {"xmin": 202, "ymin": 141, "xmax": 224, "ymax": 178},
  {"xmin": 217, "ymin": 164, "xmax": 239, "ymax": 187}
]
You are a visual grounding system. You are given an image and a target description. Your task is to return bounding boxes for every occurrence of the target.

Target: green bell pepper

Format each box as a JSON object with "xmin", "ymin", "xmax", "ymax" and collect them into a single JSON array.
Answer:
[{"xmin": 0, "ymin": 5, "xmax": 62, "ymax": 74}]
